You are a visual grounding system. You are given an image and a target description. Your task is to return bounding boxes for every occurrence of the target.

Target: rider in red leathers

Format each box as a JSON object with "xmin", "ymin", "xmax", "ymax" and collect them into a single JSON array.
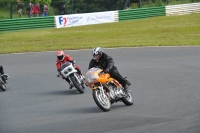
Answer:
[{"xmin": 56, "ymin": 50, "xmax": 83, "ymax": 89}]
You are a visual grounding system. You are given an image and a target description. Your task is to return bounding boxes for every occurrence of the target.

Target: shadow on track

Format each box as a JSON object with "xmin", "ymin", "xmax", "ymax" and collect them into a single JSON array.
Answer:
[
  {"xmin": 39, "ymin": 89, "xmax": 83, "ymax": 96},
  {"xmin": 58, "ymin": 106, "xmax": 103, "ymax": 114},
  {"xmin": 59, "ymin": 103, "xmax": 133, "ymax": 114}
]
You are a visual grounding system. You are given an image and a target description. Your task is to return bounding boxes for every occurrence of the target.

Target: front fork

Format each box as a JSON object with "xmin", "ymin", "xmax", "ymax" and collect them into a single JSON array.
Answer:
[
  {"xmin": 67, "ymin": 75, "xmax": 73, "ymax": 86},
  {"xmin": 98, "ymin": 83, "xmax": 107, "ymax": 99},
  {"xmin": 68, "ymin": 73, "xmax": 82, "ymax": 85}
]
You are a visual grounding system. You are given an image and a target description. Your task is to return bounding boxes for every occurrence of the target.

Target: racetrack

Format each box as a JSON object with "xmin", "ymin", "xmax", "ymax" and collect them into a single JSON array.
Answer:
[{"xmin": 0, "ymin": 47, "xmax": 200, "ymax": 133}]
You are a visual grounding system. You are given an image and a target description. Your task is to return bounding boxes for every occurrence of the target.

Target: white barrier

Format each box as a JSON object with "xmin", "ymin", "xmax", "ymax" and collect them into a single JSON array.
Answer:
[
  {"xmin": 55, "ymin": 11, "xmax": 118, "ymax": 28},
  {"xmin": 166, "ymin": 2, "xmax": 200, "ymax": 16}
]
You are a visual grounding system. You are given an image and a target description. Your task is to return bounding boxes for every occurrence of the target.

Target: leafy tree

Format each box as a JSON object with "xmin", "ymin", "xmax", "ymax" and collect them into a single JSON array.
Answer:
[
  {"xmin": 0, "ymin": 0, "xmax": 10, "ymax": 9},
  {"xmin": 51, "ymin": 0, "xmax": 70, "ymax": 14}
]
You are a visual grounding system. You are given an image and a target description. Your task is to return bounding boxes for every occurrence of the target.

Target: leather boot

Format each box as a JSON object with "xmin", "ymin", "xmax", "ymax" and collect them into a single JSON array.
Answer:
[
  {"xmin": 123, "ymin": 85, "xmax": 129, "ymax": 93},
  {"xmin": 69, "ymin": 83, "xmax": 73, "ymax": 89},
  {"xmin": 126, "ymin": 80, "xmax": 131, "ymax": 86}
]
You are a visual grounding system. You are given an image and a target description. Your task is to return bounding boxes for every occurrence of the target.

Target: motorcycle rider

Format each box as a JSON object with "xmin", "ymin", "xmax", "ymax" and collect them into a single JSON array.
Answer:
[
  {"xmin": 0, "ymin": 65, "xmax": 9, "ymax": 84},
  {"xmin": 56, "ymin": 50, "xmax": 84, "ymax": 89},
  {"xmin": 88, "ymin": 47, "xmax": 131, "ymax": 92}
]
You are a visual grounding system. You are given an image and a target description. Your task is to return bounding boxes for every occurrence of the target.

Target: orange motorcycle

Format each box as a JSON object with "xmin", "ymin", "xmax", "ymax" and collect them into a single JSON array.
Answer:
[{"xmin": 85, "ymin": 67, "xmax": 134, "ymax": 112}]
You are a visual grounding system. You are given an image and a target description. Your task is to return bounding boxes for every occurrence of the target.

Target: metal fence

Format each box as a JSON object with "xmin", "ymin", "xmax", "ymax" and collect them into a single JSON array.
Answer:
[{"xmin": 0, "ymin": 0, "xmax": 199, "ymax": 19}]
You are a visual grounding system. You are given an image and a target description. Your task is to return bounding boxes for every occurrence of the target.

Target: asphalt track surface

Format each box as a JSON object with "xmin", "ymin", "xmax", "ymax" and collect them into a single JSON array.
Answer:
[{"xmin": 0, "ymin": 47, "xmax": 200, "ymax": 133}]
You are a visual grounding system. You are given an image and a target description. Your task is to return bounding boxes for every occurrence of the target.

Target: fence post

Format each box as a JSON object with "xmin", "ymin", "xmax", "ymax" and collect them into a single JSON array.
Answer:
[
  {"xmin": 124, "ymin": 0, "xmax": 130, "ymax": 9},
  {"xmin": 10, "ymin": 0, "xmax": 12, "ymax": 19},
  {"xmin": 71, "ymin": 0, "xmax": 74, "ymax": 14},
  {"xmin": 139, "ymin": 0, "xmax": 141, "ymax": 8}
]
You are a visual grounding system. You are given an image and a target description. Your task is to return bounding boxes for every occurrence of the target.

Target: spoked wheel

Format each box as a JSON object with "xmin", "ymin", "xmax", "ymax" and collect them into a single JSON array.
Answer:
[
  {"xmin": 70, "ymin": 75, "xmax": 84, "ymax": 94},
  {"xmin": 93, "ymin": 89, "xmax": 111, "ymax": 112},
  {"xmin": 0, "ymin": 84, "xmax": 6, "ymax": 91},
  {"xmin": 121, "ymin": 90, "xmax": 134, "ymax": 106}
]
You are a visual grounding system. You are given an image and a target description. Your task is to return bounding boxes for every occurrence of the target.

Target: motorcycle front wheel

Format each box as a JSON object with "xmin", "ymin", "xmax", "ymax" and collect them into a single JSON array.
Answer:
[
  {"xmin": 70, "ymin": 75, "xmax": 84, "ymax": 94},
  {"xmin": 93, "ymin": 89, "xmax": 111, "ymax": 112},
  {"xmin": 0, "ymin": 83, "xmax": 6, "ymax": 91}
]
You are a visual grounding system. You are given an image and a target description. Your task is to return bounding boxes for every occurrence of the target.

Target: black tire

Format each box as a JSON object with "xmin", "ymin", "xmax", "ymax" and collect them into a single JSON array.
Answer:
[
  {"xmin": 0, "ymin": 83, "xmax": 6, "ymax": 91},
  {"xmin": 93, "ymin": 89, "xmax": 111, "ymax": 112},
  {"xmin": 121, "ymin": 90, "xmax": 134, "ymax": 106},
  {"xmin": 70, "ymin": 75, "xmax": 84, "ymax": 94}
]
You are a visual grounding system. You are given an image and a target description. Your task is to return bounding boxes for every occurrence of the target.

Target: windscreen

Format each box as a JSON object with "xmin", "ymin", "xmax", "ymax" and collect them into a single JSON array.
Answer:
[
  {"xmin": 86, "ymin": 67, "xmax": 101, "ymax": 75},
  {"xmin": 60, "ymin": 62, "xmax": 71, "ymax": 71}
]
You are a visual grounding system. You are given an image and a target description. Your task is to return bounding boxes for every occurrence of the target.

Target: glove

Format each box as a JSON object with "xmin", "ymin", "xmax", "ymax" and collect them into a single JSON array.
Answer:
[
  {"xmin": 104, "ymin": 68, "xmax": 109, "ymax": 73},
  {"xmin": 71, "ymin": 60, "xmax": 76, "ymax": 64}
]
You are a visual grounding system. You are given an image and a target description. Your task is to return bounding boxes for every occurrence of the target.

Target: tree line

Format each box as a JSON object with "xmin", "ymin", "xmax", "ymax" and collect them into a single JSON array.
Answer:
[
  {"xmin": 1, "ymin": 0, "xmax": 194, "ymax": 17},
  {"xmin": 0, "ymin": 0, "xmax": 139, "ymax": 15}
]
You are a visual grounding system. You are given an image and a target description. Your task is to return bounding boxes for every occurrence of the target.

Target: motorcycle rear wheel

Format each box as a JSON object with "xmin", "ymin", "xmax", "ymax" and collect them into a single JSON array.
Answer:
[
  {"xmin": 121, "ymin": 90, "xmax": 134, "ymax": 106},
  {"xmin": 70, "ymin": 75, "xmax": 84, "ymax": 94},
  {"xmin": 93, "ymin": 89, "xmax": 111, "ymax": 112}
]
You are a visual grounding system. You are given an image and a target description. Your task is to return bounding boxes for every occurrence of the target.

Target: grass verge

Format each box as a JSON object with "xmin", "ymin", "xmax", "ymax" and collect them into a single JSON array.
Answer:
[{"xmin": 0, "ymin": 13, "xmax": 200, "ymax": 54}]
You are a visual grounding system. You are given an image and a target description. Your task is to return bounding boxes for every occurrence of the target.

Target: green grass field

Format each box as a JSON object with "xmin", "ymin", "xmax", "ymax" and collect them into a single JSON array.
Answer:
[{"xmin": 0, "ymin": 13, "xmax": 200, "ymax": 54}]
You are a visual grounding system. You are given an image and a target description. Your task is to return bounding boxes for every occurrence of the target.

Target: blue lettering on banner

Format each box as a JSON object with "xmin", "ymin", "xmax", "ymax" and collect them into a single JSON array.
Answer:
[
  {"xmin": 59, "ymin": 16, "xmax": 67, "ymax": 26},
  {"xmin": 67, "ymin": 16, "xmax": 82, "ymax": 25},
  {"xmin": 87, "ymin": 16, "xmax": 95, "ymax": 22},
  {"xmin": 58, "ymin": 16, "xmax": 82, "ymax": 26},
  {"xmin": 87, "ymin": 15, "xmax": 111, "ymax": 22}
]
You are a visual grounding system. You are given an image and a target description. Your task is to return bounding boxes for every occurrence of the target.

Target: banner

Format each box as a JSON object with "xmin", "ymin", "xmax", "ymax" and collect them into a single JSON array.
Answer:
[{"xmin": 55, "ymin": 11, "xmax": 116, "ymax": 28}]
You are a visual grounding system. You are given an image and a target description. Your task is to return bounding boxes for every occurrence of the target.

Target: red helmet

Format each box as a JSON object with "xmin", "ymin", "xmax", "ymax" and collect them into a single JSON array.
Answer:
[{"xmin": 56, "ymin": 50, "xmax": 65, "ymax": 61}]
